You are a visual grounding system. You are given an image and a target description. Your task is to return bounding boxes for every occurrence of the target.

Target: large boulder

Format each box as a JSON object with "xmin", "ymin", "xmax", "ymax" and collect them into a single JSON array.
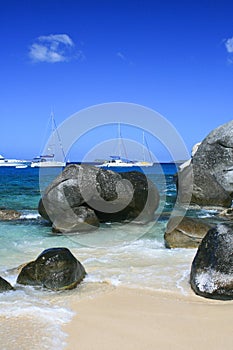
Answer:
[
  {"xmin": 164, "ymin": 216, "xmax": 212, "ymax": 248},
  {"xmin": 190, "ymin": 224, "xmax": 233, "ymax": 300},
  {"xmin": 17, "ymin": 247, "xmax": 86, "ymax": 290},
  {"xmin": 176, "ymin": 164, "xmax": 193, "ymax": 205},
  {"xmin": 0, "ymin": 276, "xmax": 14, "ymax": 292},
  {"xmin": 177, "ymin": 165, "xmax": 231, "ymax": 207},
  {"xmin": 193, "ymin": 120, "xmax": 233, "ymax": 192},
  {"xmin": 177, "ymin": 120, "xmax": 233, "ymax": 207},
  {"xmin": 39, "ymin": 164, "xmax": 160, "ymax": 232},
  {"xmin": 94, "ymin": 171, "xmax": 160, "ymax": 223},
  {"xmin": 38, "ymin": 164, "xmax": 101, "ymax": 222}
]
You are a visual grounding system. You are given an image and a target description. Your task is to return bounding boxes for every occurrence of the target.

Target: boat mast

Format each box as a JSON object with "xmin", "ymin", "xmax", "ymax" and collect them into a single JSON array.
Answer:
[
  {"xmin": 143, "ymin": 131, "xmax": 153, "ymax": 163},
  {"xmin": 118, "ymin": 123, "xmax": 122, "ymax": 158},
  {"xmin": 142, "ymin": 131, "xmax": 146, "ymax": 161},
  {"xmin": 51, "ymin": 111, "xmax": 66, "ymax": 162},
  {"xmin": 118, "ymin": 123, "xmax": 128, "ymax": 159}
]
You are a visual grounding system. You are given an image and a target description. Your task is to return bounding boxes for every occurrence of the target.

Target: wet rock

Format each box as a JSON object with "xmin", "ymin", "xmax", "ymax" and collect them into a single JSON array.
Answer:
[
  {"xmin": 0, "ymin": 276, "xmax": 14, "ymax": 292},
  {"xmin": 0, "ymin": 209, "xmax": 21, "ymax": 221},
  {"xmin": 190, "ymin": 224, "xmax": 233, "ymax": 300},
  {"xmin": 218, "ymin": 208, "xmax": 233, "ymax": 220},
  {"xmin": 17, "ymin": 247, "xmax": 86, "ymax": 290},
  {"xmin": 164, "ymin": 216, "xmax": 212, "ymax": 248}
]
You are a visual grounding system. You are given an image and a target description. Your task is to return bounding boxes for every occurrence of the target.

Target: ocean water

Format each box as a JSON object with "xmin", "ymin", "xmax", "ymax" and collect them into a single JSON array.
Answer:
[{"xmin": 0, "ymin": 164, "xmax": 217, "ymax": 349}]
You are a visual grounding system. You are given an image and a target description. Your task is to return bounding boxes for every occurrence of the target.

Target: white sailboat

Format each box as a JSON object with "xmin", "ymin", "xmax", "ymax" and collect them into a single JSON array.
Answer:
[
  {"xmin": 97, "ymin": 125, "xmax": 153, "ymax": 169},
  {"xmin": 133, "ymin": 132, "xmax": 154, "ymax": 167},
  {"xmin": 31, "ymin": 112, "xmax": 66, "ymax": 168}
]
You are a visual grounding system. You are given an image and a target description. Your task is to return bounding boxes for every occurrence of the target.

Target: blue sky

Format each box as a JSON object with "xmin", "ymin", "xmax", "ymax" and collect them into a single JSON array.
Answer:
[{"xmin": 1, "ymin": 0, "xmax": 233, "ymax": 161}]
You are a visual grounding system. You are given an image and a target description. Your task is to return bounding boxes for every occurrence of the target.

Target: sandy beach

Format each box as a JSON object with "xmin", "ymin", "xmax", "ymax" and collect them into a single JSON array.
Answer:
[{"xmin": 64, "ymin": 287, "xmax": 233, "ymax": 350}]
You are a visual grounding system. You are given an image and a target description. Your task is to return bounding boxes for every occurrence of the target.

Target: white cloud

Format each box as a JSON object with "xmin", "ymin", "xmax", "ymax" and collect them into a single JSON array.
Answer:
[
  {"xmin": 29, "ymin": 34, "xmax": 77, "ymax": 63},
  {"xmin": 38, "ymin": 34, "xmax": 74, "ymax": 46},
  {"xmin": 225, "ymin": 37, "xmax": 233, "ymax": 53}
]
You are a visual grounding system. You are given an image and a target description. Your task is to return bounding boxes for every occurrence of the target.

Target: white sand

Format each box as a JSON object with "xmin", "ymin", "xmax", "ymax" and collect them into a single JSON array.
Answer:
[{"xmin": 64, "ymin": 287, "xmax": 233, "ymax": 350}]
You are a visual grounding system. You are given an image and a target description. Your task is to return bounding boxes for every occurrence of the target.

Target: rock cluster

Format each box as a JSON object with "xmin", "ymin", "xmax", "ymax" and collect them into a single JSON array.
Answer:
[{"xmin": 39, "ymin": 164, "xmax": 160, "ymax": 233}]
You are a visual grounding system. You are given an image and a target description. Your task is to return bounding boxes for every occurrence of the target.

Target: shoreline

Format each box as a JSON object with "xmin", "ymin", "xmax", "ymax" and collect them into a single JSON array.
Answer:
[{"xmin": 63, "ymin": 286, "xmax": 233, "ymax": 350}]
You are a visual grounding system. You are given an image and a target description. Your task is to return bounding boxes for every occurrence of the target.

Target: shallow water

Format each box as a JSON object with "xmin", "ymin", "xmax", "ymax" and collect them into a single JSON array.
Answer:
[{"xmin": 0, "ymin": 164, "xmax": 216, "ymax": 349}]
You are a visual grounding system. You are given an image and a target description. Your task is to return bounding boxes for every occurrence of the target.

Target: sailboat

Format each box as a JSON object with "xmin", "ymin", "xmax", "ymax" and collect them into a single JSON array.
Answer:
[
  {"xmin": 31, "ymin": 112, "xmax": 66, "ymax": 168},
  {"xmin": 133, "ymin": 132, "xmax": 154, "ymax": 167},
  {"xmin": 97, "ymin": 125, "xmax": 153, "ymax": 169}
]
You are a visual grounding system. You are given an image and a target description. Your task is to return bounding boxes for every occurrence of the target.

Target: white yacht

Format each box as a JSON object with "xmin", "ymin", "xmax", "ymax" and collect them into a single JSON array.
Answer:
[
  {"xmin": 0, "ymin": 154, "xmax": 28, "ymax": 168},
  {"xmin": 97, "ymin": 156, "xmax": 153, "ymax": 169},
  {"xmin": 97, "ymin": 156, "xmax": 136, "ymax": 168},
  {"xmin": 31, "ymin": 156, "xmax": 65, "ymax": 168}
]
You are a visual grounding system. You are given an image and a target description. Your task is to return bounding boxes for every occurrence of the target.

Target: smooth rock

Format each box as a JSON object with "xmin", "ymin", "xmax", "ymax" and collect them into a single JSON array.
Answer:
[
  {"xmin": 191, "ymin": 169, "xmax": 232, "ymax": 207},
  {"xmin": 17, "ymin": 247, "xmax": 86, "ymax": 290},
  {"xmin": 193, "ymin": 120, "xmax": 233, "ymax": 193},
  {"xmin": 165, "ymin": 216, "xmax": 212, "ymax": 248},
  {"xmin": 190, "ymin": 224, "xmax": 233, "ymax": 300},
  {"xmin": 177, "ymin": 121, "xmax": 233, "ymax": 207},
  {"xmin": 94, "ymin": 171, "xmax": 160, "ymax": 223},
  {"xmin": 177, "ymin": 164, "xmax": 232, "ymax": 207}
]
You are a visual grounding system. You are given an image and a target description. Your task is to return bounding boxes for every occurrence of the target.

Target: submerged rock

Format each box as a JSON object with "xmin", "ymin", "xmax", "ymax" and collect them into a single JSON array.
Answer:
[
  {"xmin": 39, "ymin": 164, "xmax": 160, "ymax": 233},
  {"xmin": 17, "ymin": 247, "xmax": 86, "ymax": 290},
  {"xmin": 0, "ymin": 209, "xmax": 21, "ymax": 221},
  {"xmin": 190, "ymin": 224, "xmax": 233, "ymax": 300},
  {"xmin": 0, "ymin": 276, "xmax": 14, "ymax": 292},
  {"xmin": 218, "ymin": 208, "xmax": 233, "ymax": 220},
  {"xmin": 164, "ymin": 216, "xmax": 212, "ymax": 248}
]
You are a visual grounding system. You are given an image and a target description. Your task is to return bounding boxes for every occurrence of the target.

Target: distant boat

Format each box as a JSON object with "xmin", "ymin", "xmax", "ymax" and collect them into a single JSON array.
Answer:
[
  {"xmin": 97, "ymin": 155, "xmax": 136, "ymax": 168},
  {"xmin": 31, "ymin": 112, "xmax": 66, "ymax": 168},
  {"xmin": 97, "ymin": 125, "xmax": 153, "ymax": 169},
  {"xmin": 132, "ymin": 132, "xmax": 154, "ymax": 167},
  {"xmin": 15, "ymin": 165, "xmax": 28, "ymax": 169},
  {"xmin": 0, "ymin": 154, "xmax": 28, "ymax": 168}
]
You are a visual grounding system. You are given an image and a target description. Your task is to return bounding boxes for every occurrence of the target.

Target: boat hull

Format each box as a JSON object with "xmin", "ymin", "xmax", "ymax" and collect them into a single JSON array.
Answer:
[{"xmin": 31, "ymin": 161, "xmax": 66, "ymax": 168}]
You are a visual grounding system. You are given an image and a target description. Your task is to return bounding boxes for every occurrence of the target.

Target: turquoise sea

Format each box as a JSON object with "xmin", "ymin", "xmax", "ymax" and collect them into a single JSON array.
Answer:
[{"xmin": 0, "ymin": 164, "xmax": 218, "ymax": 349}]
